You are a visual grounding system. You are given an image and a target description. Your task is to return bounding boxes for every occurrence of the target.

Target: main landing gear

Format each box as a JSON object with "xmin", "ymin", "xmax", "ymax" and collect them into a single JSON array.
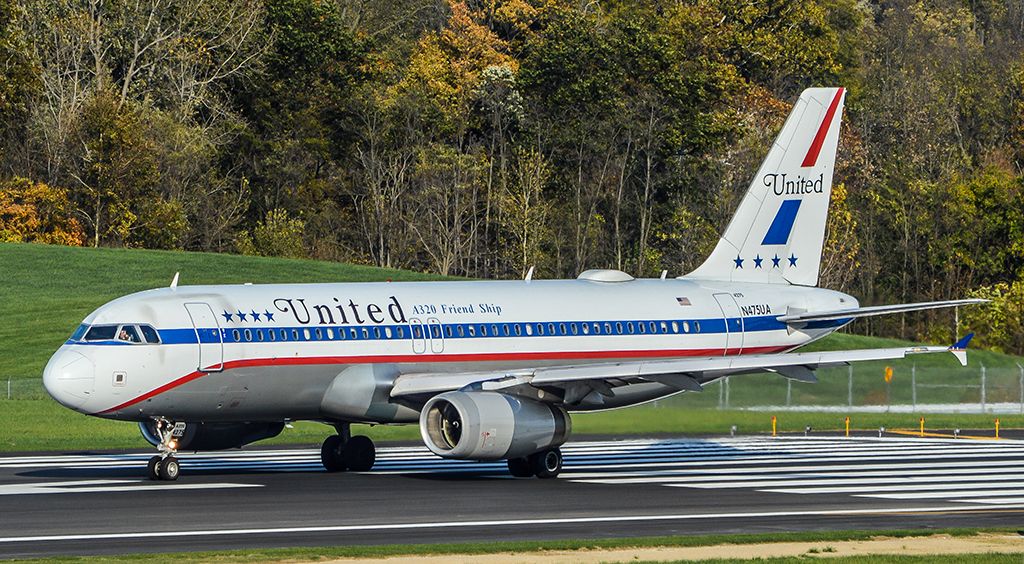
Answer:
[
  {"xmin": 507, "ymin": 447, "xmax": 563, "ymax": 479},
  {"xmin": 320, "ymin": 423, "xmax": 376, "ymax": 472},
  {"xmin": 146, "ymin": 419, "xmax": 184, "ymax": 481}
]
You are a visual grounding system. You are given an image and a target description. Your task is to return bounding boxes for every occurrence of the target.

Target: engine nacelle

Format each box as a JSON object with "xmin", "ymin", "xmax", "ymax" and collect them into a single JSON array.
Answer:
[
  {"xmin": 419, "ymin": 391, "xmax": 571, "ymax": 460},
  {"xmin": 139, "ymin": 421, "xmax": 284, "ymax": 451}
]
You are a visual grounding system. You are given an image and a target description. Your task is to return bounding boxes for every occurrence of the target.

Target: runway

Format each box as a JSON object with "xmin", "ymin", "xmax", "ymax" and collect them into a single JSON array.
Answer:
[{"xmin": 2, "ymin": 435, "xmax": 1024, "ymax": 558}]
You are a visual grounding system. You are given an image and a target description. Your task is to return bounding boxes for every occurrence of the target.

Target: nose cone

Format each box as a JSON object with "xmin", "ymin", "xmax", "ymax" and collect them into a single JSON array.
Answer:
[{"xmin": 43, "ymin": 348, "xmax": 95, "ymax": 411}]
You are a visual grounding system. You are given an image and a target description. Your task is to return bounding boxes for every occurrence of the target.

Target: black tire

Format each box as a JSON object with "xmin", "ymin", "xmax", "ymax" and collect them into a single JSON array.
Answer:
[
  {"xmin": 530, "ymin": 448, "xmax": 562, "ymax": 479},
  {"xmin": 343, "ymin": 435, "xmax": 376, "ymax": 472},
  {"xmin": 321, "ymin": 435, "xmax": 347, "ymax": 472},
  {"xmin": 158, "ymin": 457, "xmax": 180, "ymax": 481},
  {"xmin": 146, "ymin": 456, "xmax": 162, "ymax": 481},
  {"xmin": 507, "ymin": 457, "xmax": 532, "ymax": 478}
]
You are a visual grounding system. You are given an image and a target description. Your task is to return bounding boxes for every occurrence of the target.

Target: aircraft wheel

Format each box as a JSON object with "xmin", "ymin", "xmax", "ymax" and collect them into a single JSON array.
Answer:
[
  {"xmin": 507, "ymin": 457, "xmax": 532, "ymax": 478},
  {"xmin": 321, "ymin": 435, "xmax": 347, "ymax": 472},
  {"xmin": 158, "ymin": 457, "xmax": 180, "ymax": 481},
  {"xmin": 530, "ymin": 448, "xmax": 562, "ymax": 479},
  {"xmin": 146, "ymin": 456, "xmax": 162, "ymax": 481},
  {"xmin": 343, "ymin": 435, "xmax": 375, "ymax": 472}
]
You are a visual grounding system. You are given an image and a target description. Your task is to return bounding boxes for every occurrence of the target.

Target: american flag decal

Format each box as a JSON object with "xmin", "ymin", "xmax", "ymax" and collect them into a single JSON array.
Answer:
[{"xmin": 676, "ymin": 297, "xmax": 691, "ymax": 306}]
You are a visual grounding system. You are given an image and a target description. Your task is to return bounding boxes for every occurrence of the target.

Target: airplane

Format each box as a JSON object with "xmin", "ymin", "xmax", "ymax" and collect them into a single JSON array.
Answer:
[{"xmin": 43, "ymin": 87, "xmax": 984, "ymax": 481}]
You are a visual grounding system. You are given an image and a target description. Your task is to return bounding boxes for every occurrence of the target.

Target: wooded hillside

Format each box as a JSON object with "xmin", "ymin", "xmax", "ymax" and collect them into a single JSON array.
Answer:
[{"xmin": 1, "ymin": 0, "xmax": 1022, "ymax": 350}]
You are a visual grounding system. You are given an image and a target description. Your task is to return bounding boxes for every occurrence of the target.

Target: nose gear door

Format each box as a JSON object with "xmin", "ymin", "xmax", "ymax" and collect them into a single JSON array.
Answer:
[{"xmin": 184, "ymin": 303, "xmax": 224, "ymax": 372}]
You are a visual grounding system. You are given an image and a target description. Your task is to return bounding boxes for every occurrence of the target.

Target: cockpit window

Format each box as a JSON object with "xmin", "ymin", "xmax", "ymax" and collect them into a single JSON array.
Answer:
[
  {"xmin": 84, "ymin": 325, "xmax": 118, "ymax": 341},
  {"xmin": 139, "ymin": 325, "xmax": 160, "ymax": 344},
  {"xmin": 70, "ymin": 324, "xmax": 88, "ymax": 341},
  {"xmin": 117, "ymin": 325, "xmax": 142, "ymax": 343}
]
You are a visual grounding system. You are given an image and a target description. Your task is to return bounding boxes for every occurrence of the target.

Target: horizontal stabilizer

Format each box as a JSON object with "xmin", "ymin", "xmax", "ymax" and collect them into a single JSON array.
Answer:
[{"xmin": 777, "ymin": 299, "xmax": 988, "ymax": 323}]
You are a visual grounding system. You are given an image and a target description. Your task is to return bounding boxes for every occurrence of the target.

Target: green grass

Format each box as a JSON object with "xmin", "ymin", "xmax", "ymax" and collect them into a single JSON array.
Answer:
[
  {"xmin": 4, "ymin": 399, "xmax": 1018, "ymax": 452},
  {"xmin": 2, "ymin": 528, "xmax": 1016, "ymax": 563}
]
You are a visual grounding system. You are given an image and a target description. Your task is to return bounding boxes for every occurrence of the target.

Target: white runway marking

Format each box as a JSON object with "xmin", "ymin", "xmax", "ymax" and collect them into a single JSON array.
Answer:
[
  {"xmin": 2, "ymin": 504, "xmax": 1024, "ymax": 544},
  {"xmin": 0, "ymin": 479, "xmax": 261, "ymax": 496},
  {"xmin": 1, "ymin": 436, "xmax": 1021, "ymax": 506}
]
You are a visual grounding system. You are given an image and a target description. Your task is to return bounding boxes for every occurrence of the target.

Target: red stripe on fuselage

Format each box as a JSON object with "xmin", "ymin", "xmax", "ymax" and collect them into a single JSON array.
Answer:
[
  {"xmin": 97, "ymin": 345, "xmax": 792, "ymax": 414},
  {"xmin": 800, "ymin": 88, "xmax": 844, "ymax": 168}
]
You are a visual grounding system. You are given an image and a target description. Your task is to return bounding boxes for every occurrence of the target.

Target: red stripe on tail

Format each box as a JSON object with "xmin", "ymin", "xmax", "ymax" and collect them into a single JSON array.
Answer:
[{"xmin": 801, "ymin": 88, "xmax": 844, "ymax": 168}]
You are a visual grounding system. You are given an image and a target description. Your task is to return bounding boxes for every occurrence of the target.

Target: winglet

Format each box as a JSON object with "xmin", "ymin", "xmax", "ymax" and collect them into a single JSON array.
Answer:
[{"xmin": 948, "ymin": 333, "xmax": 974, "ymax": 366}]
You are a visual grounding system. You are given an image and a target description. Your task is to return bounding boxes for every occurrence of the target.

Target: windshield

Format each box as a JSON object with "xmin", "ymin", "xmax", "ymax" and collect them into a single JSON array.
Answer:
[{"xmin": 84, "ymin": 325, "xmax": 118, "ymax": 341}]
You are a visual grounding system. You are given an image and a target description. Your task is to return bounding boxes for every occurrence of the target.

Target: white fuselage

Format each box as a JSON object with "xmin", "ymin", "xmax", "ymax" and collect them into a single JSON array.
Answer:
[{"xmin": 43, "ymin": 276, "xmax": 856, "ymax": 423}]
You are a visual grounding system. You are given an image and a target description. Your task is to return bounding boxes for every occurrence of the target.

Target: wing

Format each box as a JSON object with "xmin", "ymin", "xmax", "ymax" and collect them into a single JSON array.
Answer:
[{"xmin": 390, "ymin": 335, "xmax": 974, "ymax": 406}]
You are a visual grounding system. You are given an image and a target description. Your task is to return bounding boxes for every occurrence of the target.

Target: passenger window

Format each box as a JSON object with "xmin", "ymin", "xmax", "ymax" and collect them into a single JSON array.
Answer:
[
  {"xmin": 373, "ymin": 327, "xmax": 381, "ymax": 339},
  {"xmin": 303, "ymin": 329, "xmax": 311, "ymax": 340},
  {"xmin": 396, "ymin": 326, "xmax": 404, "ymax": 339},
  {"xmin": 363, "ymin": 327, "xmax": 370, "ymax": 339},
  {"xmin": 582, "ymin": 324, "xmax": 590, "ymax": 335},
  {"xmin": 503, "ymin": 325, "xmax": 511, "ymax": 336},
  {"xmin": 468, "ymin": 325, "xmax": 476, "ymax": 337},
  {"xmin": 682, "ymin": 321, "xmax": 690, "ymax": 333},
  {"xmin": 671, "ymin": 321, "xmax": 679, "ymax": 333},
  {"xmin": 649, "ymin": 321, "xmax": 658, "ymax": 333},
  {"xmin": 280, "ymin": 329, "xmax": 288, "ymax": 341},
  {"xmin": 232, "ymin": 329, "xmax": 241, "ymax": 342},
  {"xmin": 315, "ymin": 328, "xmax": 323, "ymax": 340},
  {"xmin": 514, "ymin": 324, "xmax": 522, "ymax": 336},
  {"xmin": 627, "ymin": 322, "xmax": 635, "ymax": 334},
  {"xmin": 457, "ymin": 325, "xmax": 465, "ymax": 337},
  {"xmin": 385, "ymin": 327, "xmax": 393, "ymax": 338},
  {"xmin": 479, "ymin": 325, "xmax": 487, "ymax": 337},
  {"xmin": 548, "ymin": 323, "xmax": 556, "ymax": 335},
  {"xmin": 559, "ymin": 323, "xmax": 567, "ymax": 335},
  {"xmin": 269, "ymin": 329, "xmax": 277, "ymax": 341},
  {"xmin": 244, "ymin": 329, "xmax": 252, "ymax": 342},
  {"xmin": 660, "ymin": 321, "xmax": 669, "ymax": 333},
  {"xmin": 140, "ymin": 325, "xmax": 160, "ymax": 343},
  {"xmin": 571, "ymin": 323, "xmax": 579, "ymax": 335},
  {"xmin": 525, "ymin": 324, "xmax": 533, "ymax": 336},
  {"xmin": 292, "ymin": 329, "xmax": 299, "ymax": 341}
]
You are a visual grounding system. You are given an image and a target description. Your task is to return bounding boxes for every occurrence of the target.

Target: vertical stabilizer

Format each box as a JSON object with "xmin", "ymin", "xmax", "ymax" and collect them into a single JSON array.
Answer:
[{"xmin": 685, "ymin": 87, "xmax": 846, "ymax": 286}]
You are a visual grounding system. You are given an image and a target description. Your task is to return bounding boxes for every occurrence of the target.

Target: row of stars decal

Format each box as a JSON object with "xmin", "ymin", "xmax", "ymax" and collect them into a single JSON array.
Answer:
[
  {"xmin": 733, "ymin": 254, "xmax": 798, "ymax": 269},
  {"xmin": 222, "ymin": 310, "xmax": 276, "ymax": 323}
]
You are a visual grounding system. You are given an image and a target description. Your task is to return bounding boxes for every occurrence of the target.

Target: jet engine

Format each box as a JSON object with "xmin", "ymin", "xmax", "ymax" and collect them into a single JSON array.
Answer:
[
  {"xmin": 419, "ymin": 391, "xmax": 571, "ymax": 460},
  {"xmin": 139, "ymin": 421, "xmax": 285, "ymax": 451}
]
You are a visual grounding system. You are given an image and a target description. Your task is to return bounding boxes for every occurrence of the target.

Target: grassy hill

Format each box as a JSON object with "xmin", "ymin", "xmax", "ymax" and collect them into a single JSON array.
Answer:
[{"xmin": 0, "ymin": 242, "xmax": 447, "ymax": 380}]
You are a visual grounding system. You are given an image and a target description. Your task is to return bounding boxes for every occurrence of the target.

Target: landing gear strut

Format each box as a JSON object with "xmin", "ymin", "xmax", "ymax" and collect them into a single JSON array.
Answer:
[
  {"xmin": 320, "ymin": 423, "xmax": 376, "ymax": 472},
  {"xmin": 146, "ymin": 419, "xmax": 184, "ymax": 481},
  {"xmin": 507, "ymin": 447, "xmax": 563, "ymax": 479}
]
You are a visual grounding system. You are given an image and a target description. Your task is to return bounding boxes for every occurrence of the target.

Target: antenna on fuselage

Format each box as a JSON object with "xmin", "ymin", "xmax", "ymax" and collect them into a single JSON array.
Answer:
[
  {"xmin": 524, "ymin": 266, "xmax": 535, "ymax": 282},
  {"xmin": 170, "ymin": 272, "xmax": 179, "ymax": 289},
  {"xmin": 660, "ymin": 270, "xmax": 668, "ymax": 280}
]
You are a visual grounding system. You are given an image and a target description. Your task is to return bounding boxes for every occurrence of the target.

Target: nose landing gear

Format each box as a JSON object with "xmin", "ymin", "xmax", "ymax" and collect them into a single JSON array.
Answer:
[
  {"xmin": 146, "ymin": 419, "xmax": 184, "ymax": 481},
  {"xmin": 320, "ymin": 423, "xmax": 376, "ymax": 472}
]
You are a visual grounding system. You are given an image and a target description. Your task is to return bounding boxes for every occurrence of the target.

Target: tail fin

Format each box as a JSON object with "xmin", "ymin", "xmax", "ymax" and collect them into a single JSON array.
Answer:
[{"xmin": 685, "ymin": 87, "xmax": 846, "ymax": 286}]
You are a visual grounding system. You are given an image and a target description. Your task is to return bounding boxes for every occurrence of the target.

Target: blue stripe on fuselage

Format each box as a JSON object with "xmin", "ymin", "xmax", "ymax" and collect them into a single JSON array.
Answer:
[{"xmin": 65, "ymin": 315, "xmax": 850, "ymax": 346}]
